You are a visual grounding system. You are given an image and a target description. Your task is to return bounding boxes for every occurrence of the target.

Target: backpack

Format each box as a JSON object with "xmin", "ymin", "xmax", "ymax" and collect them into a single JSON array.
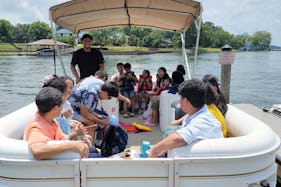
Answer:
[{"xmin": 101, "ymin": 124, "xmax": 128, "ymax": 157}]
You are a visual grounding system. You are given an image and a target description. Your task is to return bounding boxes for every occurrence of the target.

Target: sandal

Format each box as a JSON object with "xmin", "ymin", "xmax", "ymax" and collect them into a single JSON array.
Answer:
[{"xmin": 123, "ymin": 113, "xmax": 129, "ymax": 118}]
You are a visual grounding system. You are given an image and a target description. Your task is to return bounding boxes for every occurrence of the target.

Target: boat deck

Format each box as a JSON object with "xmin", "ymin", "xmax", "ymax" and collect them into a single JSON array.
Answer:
[
  {"xmin": 120, "ymin": 115, "xmax": 163, "ymax": 147},
  {"xmin": 123, "ymin": 103, "xmax": 281, "ymax": 153}
]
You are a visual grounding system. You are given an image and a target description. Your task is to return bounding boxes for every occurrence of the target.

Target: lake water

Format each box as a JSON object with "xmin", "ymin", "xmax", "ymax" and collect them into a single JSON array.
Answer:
[{"xmin": 0, "ymin": 51, "xmax": 280, "ymax": 117}]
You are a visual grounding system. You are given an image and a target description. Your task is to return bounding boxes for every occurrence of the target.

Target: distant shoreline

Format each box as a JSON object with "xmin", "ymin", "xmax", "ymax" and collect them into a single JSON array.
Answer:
[{"xmin": 1, "ymin": 48, "xmax": 279, "ymax": 56}]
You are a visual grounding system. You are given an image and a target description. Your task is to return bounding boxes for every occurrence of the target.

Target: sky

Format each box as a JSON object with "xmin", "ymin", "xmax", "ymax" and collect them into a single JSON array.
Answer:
[{"xmin": 1, "ymin": 0, "xmax": 281, "ymax": 45}]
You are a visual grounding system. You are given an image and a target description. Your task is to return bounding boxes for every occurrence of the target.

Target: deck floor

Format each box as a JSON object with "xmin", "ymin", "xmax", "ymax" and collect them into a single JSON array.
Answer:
[{"xmin": 119, "ymin": 114, "xmax": 163, "ymax": 147}]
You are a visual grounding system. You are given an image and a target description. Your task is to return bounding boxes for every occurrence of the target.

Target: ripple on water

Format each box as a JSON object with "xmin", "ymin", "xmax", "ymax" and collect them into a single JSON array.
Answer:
[{"xmin": 0, "ymin": 52, "xmax": 281, "ymax": 117}]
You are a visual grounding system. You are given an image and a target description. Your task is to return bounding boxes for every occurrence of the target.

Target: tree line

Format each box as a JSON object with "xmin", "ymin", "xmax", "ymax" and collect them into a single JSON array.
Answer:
[{"xmin": 0, "ymin": 19, "xmax": 271, "ymax": 50}]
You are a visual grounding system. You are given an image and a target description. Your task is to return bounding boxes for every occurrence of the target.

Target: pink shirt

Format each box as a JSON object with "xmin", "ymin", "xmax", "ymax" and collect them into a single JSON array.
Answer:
[{"xmin": 24, "ymin": 112, "xmax": 65, "ymax": 147}]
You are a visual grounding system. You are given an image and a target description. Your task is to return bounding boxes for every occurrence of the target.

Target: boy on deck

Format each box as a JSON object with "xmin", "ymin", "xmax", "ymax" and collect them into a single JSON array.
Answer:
[{"xmin": 119, "ymin": 63, "xmax": 139, "ymax": 117}]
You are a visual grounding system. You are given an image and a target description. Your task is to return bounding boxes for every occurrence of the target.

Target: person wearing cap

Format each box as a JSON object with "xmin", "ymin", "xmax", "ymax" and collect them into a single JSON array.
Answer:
[
  {"xmin": 23, "ymin": 87, "xmax": 89, "ymax": 160},
  {"xmin": 68, "ymin": 70, "xmax": 130, "ymax": 128},
  {"xmin": 71, "ymin": 34, "xmax": 105, "ymax": 84}
]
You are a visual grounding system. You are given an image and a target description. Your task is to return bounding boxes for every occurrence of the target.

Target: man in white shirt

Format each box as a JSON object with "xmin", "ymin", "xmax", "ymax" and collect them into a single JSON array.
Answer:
[{"xmin": 148, "ymin": 79, "xmax": 223, "ymax": 158}]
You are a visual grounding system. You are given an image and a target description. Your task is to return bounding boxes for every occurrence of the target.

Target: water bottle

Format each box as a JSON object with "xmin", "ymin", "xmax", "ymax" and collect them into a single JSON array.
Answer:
[
  {"xmin": 108, "ymin": 115, "xmax": 118, "ymax": 125},
  {"xmin": 140, "ymin": 141, "xmax": 151, "ymax": 158}
]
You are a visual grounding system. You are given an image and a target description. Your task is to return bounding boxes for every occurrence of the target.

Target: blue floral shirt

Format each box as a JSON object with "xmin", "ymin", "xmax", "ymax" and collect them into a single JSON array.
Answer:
[{"xmin": 68, "ymin": 76, "xmax": 104, "ymax": 114}]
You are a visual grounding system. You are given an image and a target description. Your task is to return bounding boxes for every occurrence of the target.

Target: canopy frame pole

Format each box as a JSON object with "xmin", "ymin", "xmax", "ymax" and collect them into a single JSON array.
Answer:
[
  {"xmin": 181, "ymin": 32, "xmax": 191, "ymax": 80},
  {"xmin": 49, "ymin": 10, "xmax": 67, "ymax": 76},
  {"xmin": 124, "ymin": 0, "xmax": 131, "ymax": 28},
  {"xmin": 192, "ymin": 5, "xmax": 203, "ymax": 77},
  {"xmin": 74, "ymin": 34, "xmax": 78, "ymax": 51}
]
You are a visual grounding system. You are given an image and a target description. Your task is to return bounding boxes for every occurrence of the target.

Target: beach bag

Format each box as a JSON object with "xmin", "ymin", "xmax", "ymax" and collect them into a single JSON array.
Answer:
[{"xmin": 101, "ymin": 124, "xmax": 128, "ymax": 157}]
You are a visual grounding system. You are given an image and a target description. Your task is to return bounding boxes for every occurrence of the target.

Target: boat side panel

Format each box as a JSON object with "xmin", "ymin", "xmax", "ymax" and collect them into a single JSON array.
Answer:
[
  {"xmin": 173, "ymin": 153, "xmax": 276, "ymax": 176},
  {"xmin": 0, "ymin": 179, "xmax": 76, "ymax": 187},
  {"xmin": 0, "ymin": 160, "xmax": 80, "ymax": 179},
  {"xmin": 175, "ymin": 164, "xmax": 277, "ymax": 187},
  {"xmin": 81, "ymin": 159, "xmax": 174, "ymax": 187}
]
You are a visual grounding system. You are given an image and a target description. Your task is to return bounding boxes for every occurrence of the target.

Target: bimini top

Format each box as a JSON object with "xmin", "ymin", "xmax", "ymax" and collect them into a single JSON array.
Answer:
[{"xmin": 49, "ymin": 0, "xmax": 202, "ymax": 34}]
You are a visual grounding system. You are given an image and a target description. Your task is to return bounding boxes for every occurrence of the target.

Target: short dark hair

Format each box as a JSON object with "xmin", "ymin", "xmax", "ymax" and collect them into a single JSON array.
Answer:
[
  {"xmin": 36, "ymin": 87, "xmax": 63, "ymax": 114},
  {"xmin": 176, "ymin": 64, "xmax": 186, "ymax": 75},
  {"xmin": 101, "ymin": 82, "xmax": 119, "ymax": 97},
  {"xmin": 81, "ymin": 34, "xmax": 93, "ymax": 41},
  {"xmin": 158, "ymin": 67, "xmax": 167, "ymax": 74},
  {"xmin": 116, "ymin": 63, "xmax": 124, "ymax": 67},
  {"xmin": 172, "ymin": 71, "xmax": 184, "ymax": 85},
  {"xmin": 124, "ymin": 63, "xmax": 131, "ymax": 69},
  {"xmin": 43, "ymin": 75, "xmax": 67, "ymax": 94},
  {"xmin": 143, "ymin": 69, "xmax": 150, "ymax": 77},
  {"xmin": 178, "ymin": 79, "xmax": 206, "ymax": 108}
]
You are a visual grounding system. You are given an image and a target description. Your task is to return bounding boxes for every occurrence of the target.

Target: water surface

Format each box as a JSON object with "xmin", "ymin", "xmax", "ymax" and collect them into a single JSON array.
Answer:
[{"xmin": 0, "ymin": 51, "xmax": 280, "ymax": 117}]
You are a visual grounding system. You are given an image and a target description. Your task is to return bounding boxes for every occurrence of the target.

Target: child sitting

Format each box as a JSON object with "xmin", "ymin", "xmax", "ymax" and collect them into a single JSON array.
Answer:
[
  {"xmin": 119, "ymin": 63, "xmax": 139, "ymax": 118},
  {"xmin": 136, "ymin": 70, "xmax": 152, "ymax": 114}
]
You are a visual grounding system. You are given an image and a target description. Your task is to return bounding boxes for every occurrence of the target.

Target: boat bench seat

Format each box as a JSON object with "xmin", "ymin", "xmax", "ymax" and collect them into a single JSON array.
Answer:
[
  {"xmin": 169, "ymin": 104, "xmax": 279, "ymax": 157},
  {"xmin": 0, "ymin": 102, "xmax": 79, "ymax": 159},
  {"xmin": 159, "ymin": 90, "xmax": 180, "ymax": 132}
]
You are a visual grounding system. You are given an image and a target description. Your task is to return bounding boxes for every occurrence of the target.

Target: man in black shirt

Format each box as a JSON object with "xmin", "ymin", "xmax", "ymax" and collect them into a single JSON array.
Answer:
[{"xmin": 71, "ymin": 34, "xmax": 105, "ymax": 84}]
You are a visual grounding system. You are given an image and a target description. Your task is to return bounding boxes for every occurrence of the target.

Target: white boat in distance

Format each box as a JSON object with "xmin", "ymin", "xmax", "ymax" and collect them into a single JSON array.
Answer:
[
  {"xmin": 0, "ymin": 0, "xmax": 280, "ymax": 187},
  {"xmin": 36, "ymin": 48, "xmax": 55, "ymax": 56}
]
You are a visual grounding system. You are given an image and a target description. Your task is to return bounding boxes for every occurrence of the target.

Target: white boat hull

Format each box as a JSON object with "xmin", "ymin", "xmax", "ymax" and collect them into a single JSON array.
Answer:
[{"xmin": 0, "ymin": 100, "xmax": 280, "ymax": 187}]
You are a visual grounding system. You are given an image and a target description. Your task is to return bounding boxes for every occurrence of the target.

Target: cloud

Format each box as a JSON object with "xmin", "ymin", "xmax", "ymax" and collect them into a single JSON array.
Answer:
[
  {"xmin": 203, "ymin": 0, "xmax": 281, "ymax": 45},
  {"xmin": 0, "ymin": 0, "xmax": 67, "ymax": 24}
]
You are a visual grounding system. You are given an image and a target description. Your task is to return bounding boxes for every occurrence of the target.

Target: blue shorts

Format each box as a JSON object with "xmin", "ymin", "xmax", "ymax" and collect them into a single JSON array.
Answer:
[
  {"xmin": 121, "ymin": 90, "xmax": 135, "ymax": 98},
  {"xmin": 88, "ymin": 152, "xmax": 103, "ymax": 158}
]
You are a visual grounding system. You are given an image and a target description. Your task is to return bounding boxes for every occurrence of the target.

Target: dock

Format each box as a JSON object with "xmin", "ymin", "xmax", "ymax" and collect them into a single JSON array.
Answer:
[{"xmin": 234, "ymin": 104, "xmax": 281, "ymax": 155}]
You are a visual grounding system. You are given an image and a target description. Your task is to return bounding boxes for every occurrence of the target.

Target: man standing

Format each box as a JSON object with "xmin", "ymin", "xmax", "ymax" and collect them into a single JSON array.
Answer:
[
  {"xmin": 148, "ymin": 79, "xmax": 223, "ymax": 158},
  {"xmin": 71, "ymin": 34, "xmax": 105, "ymax": 84}
]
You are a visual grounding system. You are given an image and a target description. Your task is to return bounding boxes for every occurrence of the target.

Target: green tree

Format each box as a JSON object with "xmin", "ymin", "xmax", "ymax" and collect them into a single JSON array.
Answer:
[
  {"xmin": 142, "ymin": 30, "xmax": 162, "ymax": 48},
  {"xmin": 185, "ymin": 23, "xmax": 197, "ymax": 47},
  {"xmin": 251, "ymin": 31, "xmax": 271, "ymax": 50},
  {"xmin": 28, "ymin": 21, "xmax": 52, "ymax": 41},
  {"xmin": 230, "ymin": 33, "xmax": 249, "ymax": 49},
  {"xmin": 168, "ymin": 33, "xmax": 179, "ymax": 48},
  {"xmin": 12, "ymin": 23, "xmax": 30, "ymax": 43},
  {"xmin": 57, "ymin": 35, "xmax": 75, "ymax": 46},
  {"xmin": 200, "ymin": 22, "xmax": 216, "ymax": 48},
  {"xmin": 0, "ymin": 19, "xmax": 13, "ymax": 42},
  {"xmin": 210, "ymin": 26, "xmax": 233, "ymax": 48}
]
